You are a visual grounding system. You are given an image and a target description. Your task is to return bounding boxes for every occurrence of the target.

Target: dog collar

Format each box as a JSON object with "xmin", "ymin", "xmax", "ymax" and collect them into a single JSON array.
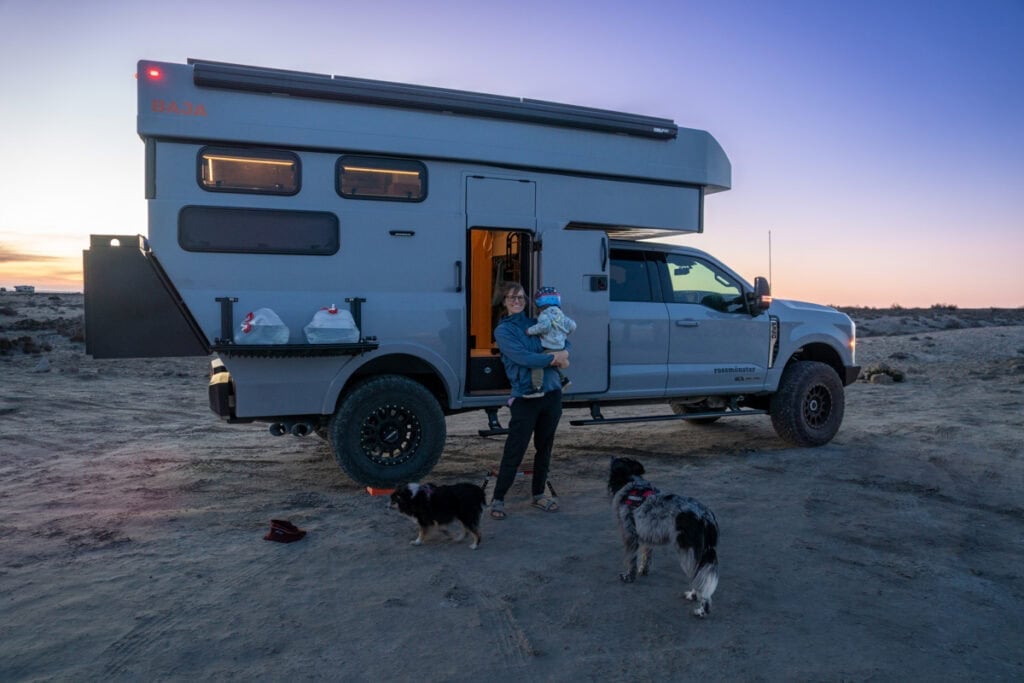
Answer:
[{"xmin": 622, "ymin": 484, "xmax": 657, "ymax": 509}]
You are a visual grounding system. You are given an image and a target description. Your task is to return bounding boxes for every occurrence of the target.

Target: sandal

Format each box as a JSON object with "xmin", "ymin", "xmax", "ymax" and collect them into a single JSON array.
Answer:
[
  {"xmin": 490, "ymin": 500, "xmax": 507, "ymax": 520},
  {"xmin": 531, "ymin": 496, "xmax": 559, "ymax": 512}
]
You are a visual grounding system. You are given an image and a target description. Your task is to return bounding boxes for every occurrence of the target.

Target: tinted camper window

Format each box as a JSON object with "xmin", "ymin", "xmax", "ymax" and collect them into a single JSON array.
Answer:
[
  {"xmin": 198, "ymin": 147, "xmax": 299, "ymax": 195},
  {"xmin": 337, "ymin": 156, "xmax": 426, "ymax": 201},
  {"xmin": 179, "ymin": 206, "xmax": 338, "ymax": 255}
]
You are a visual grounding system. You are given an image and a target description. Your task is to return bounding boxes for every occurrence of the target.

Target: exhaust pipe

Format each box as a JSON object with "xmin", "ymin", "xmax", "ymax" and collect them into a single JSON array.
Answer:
[
  {"xmin": 269, "ymin": 423, "xmax": 288, "ymax": 436},
  {"xmin": 290, "ymin": 422, "xmax": 313, "ymax": 437}
]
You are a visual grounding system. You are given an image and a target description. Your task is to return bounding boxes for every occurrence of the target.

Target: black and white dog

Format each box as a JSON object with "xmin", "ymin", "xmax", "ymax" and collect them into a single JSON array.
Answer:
[
  {"xmin": 389, "ymin": 482, "xmax": 487, "ymax": 549},
  {"xmin": 607, "ymin": 457, "xmax": 720, "ymax": 617}
]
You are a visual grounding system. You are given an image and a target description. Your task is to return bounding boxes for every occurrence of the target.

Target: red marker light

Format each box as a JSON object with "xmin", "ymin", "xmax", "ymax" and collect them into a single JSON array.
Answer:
[{"xmin": 146, "ymin": 67, "xmax": 162, "ymax": 80}]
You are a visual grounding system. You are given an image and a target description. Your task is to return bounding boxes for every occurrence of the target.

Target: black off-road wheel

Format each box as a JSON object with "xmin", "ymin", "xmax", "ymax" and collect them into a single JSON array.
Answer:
[
  {"xmin": 770, "ymin": 360, "xmax": 845, "ymax": 447},
  {"xmin": 670, "ymin": 403, "xmax": 721, "ymax": 425},
  {"xmin": 328, "ymin": 375, "xmax": 446, "ymax": 487}
]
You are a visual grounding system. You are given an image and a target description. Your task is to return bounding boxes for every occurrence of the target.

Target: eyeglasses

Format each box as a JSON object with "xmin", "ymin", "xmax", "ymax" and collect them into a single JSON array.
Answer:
[{"xmin": 505, "ymin": 295, "xmax": 526, "ymax": 302}]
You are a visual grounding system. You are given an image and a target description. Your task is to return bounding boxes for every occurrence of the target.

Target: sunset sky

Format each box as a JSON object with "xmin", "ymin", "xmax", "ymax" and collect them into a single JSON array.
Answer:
[{"xmin": 1, "ymin": 0, "xmax": 1021, "ymax": 307}]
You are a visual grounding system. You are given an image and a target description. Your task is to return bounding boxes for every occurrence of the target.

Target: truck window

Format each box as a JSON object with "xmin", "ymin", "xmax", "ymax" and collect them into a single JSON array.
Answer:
[
  {"xmin": 663, "ymin": 254, "xmax": 742, "ymax": 310},
  {"xmin": 178, "ymin": 206, "xmax": 339, "ymax": 255},
  {"xmin": 609, "ymin": 251, "xmax": 655, "ymax": 302},
  {"xmin": 337, "ymin": 156, "xmax": 426, "ymax": 201},
  {"xmin": 197, "ymin": 147, "xmax": 299, "ymax": 195}
]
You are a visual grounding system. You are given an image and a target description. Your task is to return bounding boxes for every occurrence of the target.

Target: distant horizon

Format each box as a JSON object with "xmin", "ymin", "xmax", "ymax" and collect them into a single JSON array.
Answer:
[{"xmin": 3, "ymin": 287, "xmax": 1021, "ymax": 312}]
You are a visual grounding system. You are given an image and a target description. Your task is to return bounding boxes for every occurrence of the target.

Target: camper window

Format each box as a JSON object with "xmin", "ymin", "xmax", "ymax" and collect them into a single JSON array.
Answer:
[
  {"xmin": 337, "ymin": 156, "xmax": 426, "ymax": 202},
  {"xmin": 198, "ymin": 147, "xmax": 299, "ymax": 195},
  {"xmin": 178, "ymin": 206, "xmax": 339, "ymax": 255}
]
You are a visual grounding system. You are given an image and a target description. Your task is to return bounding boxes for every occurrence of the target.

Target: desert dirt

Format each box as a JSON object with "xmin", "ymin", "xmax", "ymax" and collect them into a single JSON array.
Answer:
[{"xmin": 2, "ymin": 294, "xmax": 1023, "ymax": 681}]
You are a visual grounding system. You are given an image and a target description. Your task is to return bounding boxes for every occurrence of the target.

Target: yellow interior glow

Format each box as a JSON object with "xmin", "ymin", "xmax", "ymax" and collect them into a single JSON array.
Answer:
[
  {"xmin": 204, "ymin": 155, "xmax": 295, "ymax": 166},
  {"xmin": 343, "ymin": 166, "xmax": 420, "ymax": 176}
]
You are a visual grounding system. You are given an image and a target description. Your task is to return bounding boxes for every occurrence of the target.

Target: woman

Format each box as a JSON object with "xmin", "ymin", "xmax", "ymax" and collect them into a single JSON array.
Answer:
[{"xmin": 489, "ymin": 282, "xmax": 570, "ymax": 520}]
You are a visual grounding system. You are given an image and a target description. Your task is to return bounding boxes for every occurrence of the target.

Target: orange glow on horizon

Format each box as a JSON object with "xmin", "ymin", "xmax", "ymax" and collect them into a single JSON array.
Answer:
[
  {"xmin": 0, "ymin": 257, "xmax": 83, "ymax": 292},
  {"xmin": 2, "ymin": 252, "xmax": 1022, "ymax": 307}
]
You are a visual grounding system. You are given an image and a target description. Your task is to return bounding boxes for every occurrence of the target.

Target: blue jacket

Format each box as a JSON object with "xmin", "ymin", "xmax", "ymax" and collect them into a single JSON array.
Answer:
[{"xmin": 494, "ymin": 312, "xmax": 568, "ymax": 397}]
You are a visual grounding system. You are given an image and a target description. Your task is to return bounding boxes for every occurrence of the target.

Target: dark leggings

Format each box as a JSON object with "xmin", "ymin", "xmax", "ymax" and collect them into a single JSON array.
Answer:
[{"xmin": 492, "ymin": 390, "xmax": 562, "ymax": 501}]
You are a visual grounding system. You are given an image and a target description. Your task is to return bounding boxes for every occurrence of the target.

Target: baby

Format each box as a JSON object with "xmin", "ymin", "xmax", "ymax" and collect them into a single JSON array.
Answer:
[{"xmin": 526, "ymin": 286, "xmax": 577, "ymax": 396}]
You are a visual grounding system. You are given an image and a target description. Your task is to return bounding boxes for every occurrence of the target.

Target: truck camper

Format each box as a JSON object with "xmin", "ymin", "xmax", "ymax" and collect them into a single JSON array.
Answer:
[{"xmin": 83, "ymin": 59, "xmax": 859, "ymax": 486}]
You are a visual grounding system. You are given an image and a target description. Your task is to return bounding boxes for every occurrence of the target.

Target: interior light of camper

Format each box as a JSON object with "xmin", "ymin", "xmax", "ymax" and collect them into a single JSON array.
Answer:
[
  {"xmin": 204, "ymin": 155, "xmax": 295, "ymax": 166},
  {"xmin": 343, "ymin": 165, "xmax": 421, "ymax": 177}
]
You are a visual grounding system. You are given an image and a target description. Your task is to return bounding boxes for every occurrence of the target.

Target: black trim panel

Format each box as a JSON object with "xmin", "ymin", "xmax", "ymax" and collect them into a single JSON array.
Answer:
[
  {"xmin": 83, "ymin": 234, "xmax": 209, "ymax": 358},
  {"xmin": 190, "ymin": 59, "xmax": 678, "ymax": 140}
]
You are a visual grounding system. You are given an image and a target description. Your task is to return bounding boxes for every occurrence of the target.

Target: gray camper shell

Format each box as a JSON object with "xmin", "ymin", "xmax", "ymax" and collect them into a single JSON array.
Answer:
[{"xmin": 84, "ymin": 59, "xmax": 857, "ymax": 486}]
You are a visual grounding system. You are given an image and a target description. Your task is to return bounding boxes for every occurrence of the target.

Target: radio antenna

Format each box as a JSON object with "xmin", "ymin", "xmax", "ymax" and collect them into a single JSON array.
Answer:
[{"xmin": 768, "ymin": 229, "xmax": 773, "ymax": 285}]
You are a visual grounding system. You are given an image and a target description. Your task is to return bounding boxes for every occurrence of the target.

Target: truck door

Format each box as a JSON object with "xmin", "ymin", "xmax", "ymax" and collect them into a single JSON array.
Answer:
[
  {"xmin": 659, "ymin": 253, "xmax": 769, "ymax": 393},
  {"xmin": 536, "ymin": 226, "xmax": 610, "ymax": 394},
  {"xmin": 608, "ymin": 248, "xmax": 668, "ymax": 396}
]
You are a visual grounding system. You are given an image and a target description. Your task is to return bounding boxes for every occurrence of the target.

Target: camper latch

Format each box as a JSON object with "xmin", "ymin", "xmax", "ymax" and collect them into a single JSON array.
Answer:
[{"xmin": 215, "ymin": 296, "xmax": 239, "ymax": 344}]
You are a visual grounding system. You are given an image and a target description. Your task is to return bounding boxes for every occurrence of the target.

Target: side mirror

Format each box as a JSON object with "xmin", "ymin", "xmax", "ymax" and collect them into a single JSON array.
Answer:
[{"xmin": 750, "ymin": 276, "xmax": 772, "ymax": 314}]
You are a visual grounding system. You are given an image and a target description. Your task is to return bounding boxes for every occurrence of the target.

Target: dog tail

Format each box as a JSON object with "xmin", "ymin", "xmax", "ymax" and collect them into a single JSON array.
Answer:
[{"xmin": 675, "ymin": 511, "xmax": 718, "ymax": 568}]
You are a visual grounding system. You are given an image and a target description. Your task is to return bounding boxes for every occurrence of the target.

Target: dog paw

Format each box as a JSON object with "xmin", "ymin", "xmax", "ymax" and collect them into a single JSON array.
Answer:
[
  {"xmin": 410, "ymin": 539, "xmax": 422, "ymax": 546},
  {"xmin": 692, "ymin": 605, "xmax": 708, "ymax": 618},
  {"xmin": 638, "ymin": 567, "xmax": 650, "ymax": 576},
  {"xmin": 469, "ymin": 542, "xmax": 479, "ymax": 550},
  {"xmin": 619, "ymin": 573, "xmax": 635, "ymax": 583},
  {"xmin": 684, "ymin": 590, "xmax": 697, "ymax": 601}
]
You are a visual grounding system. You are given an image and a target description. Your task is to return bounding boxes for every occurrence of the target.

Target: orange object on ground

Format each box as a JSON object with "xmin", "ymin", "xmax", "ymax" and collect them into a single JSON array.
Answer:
[{"xmin": 366, "ymin": 487, "xmax": 395, "ymax": 496}]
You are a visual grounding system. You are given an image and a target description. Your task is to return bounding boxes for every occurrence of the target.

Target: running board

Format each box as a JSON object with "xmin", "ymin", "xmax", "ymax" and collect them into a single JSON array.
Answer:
[{"xmin": 569, "ymin": 408, "xmax": 767, "ymax": 426}]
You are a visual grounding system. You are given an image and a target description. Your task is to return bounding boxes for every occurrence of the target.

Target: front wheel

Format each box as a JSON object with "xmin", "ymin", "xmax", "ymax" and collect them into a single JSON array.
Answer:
[
  {"xmin": 328, "ymin": 375, "xmax": 446, "ymax": 486},
  {"xmin": 770, "ymin": 361, "xmax": 845, "ymax": 447}
]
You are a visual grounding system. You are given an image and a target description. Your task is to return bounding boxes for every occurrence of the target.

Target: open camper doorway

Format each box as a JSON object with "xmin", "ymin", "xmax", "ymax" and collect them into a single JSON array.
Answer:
[{"xmin": 466, "ymin": 228, "xmax": 534, "ymax": 394}]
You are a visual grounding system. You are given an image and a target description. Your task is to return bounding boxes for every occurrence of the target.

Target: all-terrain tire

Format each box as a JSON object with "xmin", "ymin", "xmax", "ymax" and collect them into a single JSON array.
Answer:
[
  {"xmin": 328, "ymin": 375, "xmax": 446, "ymax": 486},
  {"xmin": 770, "ymin": 360, "xmax": 845, "ymax": 447}
]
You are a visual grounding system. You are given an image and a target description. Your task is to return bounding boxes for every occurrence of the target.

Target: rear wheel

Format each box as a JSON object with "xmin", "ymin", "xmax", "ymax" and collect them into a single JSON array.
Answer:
[
  {"xmin": 328, "ymin": 375, "xmax": 446, "ymax": 486},
  {"xmin": 770, "ymin": 361, "xmax": 844, "ymax": 446}
]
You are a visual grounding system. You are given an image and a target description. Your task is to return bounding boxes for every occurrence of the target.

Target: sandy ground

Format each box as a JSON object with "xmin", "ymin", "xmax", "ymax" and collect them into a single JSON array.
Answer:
[{"xmin": 2, "ymin": 294, "xmax": 1023, "ymax": 681}]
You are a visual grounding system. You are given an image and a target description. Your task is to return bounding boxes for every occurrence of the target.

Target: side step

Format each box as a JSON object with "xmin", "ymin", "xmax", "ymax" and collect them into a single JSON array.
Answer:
[{"xmin": 569, "ymin": 403, "xmax": 767, "ymax": 426}]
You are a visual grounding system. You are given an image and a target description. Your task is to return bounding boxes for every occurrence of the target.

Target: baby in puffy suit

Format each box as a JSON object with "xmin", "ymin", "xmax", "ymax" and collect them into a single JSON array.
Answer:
[{"xmin": 526, "ymin": 286, "xmax": 577, "ymax": 397}]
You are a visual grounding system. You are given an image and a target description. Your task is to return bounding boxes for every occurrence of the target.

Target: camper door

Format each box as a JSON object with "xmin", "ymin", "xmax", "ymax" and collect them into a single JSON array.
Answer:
[{"xmin": 536, "ymin": 226, "xmax": 610, "ymax": 394}]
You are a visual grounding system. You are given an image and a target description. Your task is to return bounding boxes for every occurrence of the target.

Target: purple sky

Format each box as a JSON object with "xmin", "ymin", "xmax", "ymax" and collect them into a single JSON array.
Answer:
[{"xmin": 1, "ymin": 0, "xmax": 1021, "ymax": 307}]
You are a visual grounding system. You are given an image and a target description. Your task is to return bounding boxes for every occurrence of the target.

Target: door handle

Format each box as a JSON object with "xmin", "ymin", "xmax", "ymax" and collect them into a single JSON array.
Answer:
[{"xmin": 675, "ymin": 320, "xmax": 699, "ymax": 327}]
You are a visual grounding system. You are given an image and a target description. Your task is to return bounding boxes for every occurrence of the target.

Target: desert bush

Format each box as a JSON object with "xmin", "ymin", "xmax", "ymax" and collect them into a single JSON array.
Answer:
[{"xmin": 862, "ymin": 362, "xmax": 905, "ymax": 383}]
